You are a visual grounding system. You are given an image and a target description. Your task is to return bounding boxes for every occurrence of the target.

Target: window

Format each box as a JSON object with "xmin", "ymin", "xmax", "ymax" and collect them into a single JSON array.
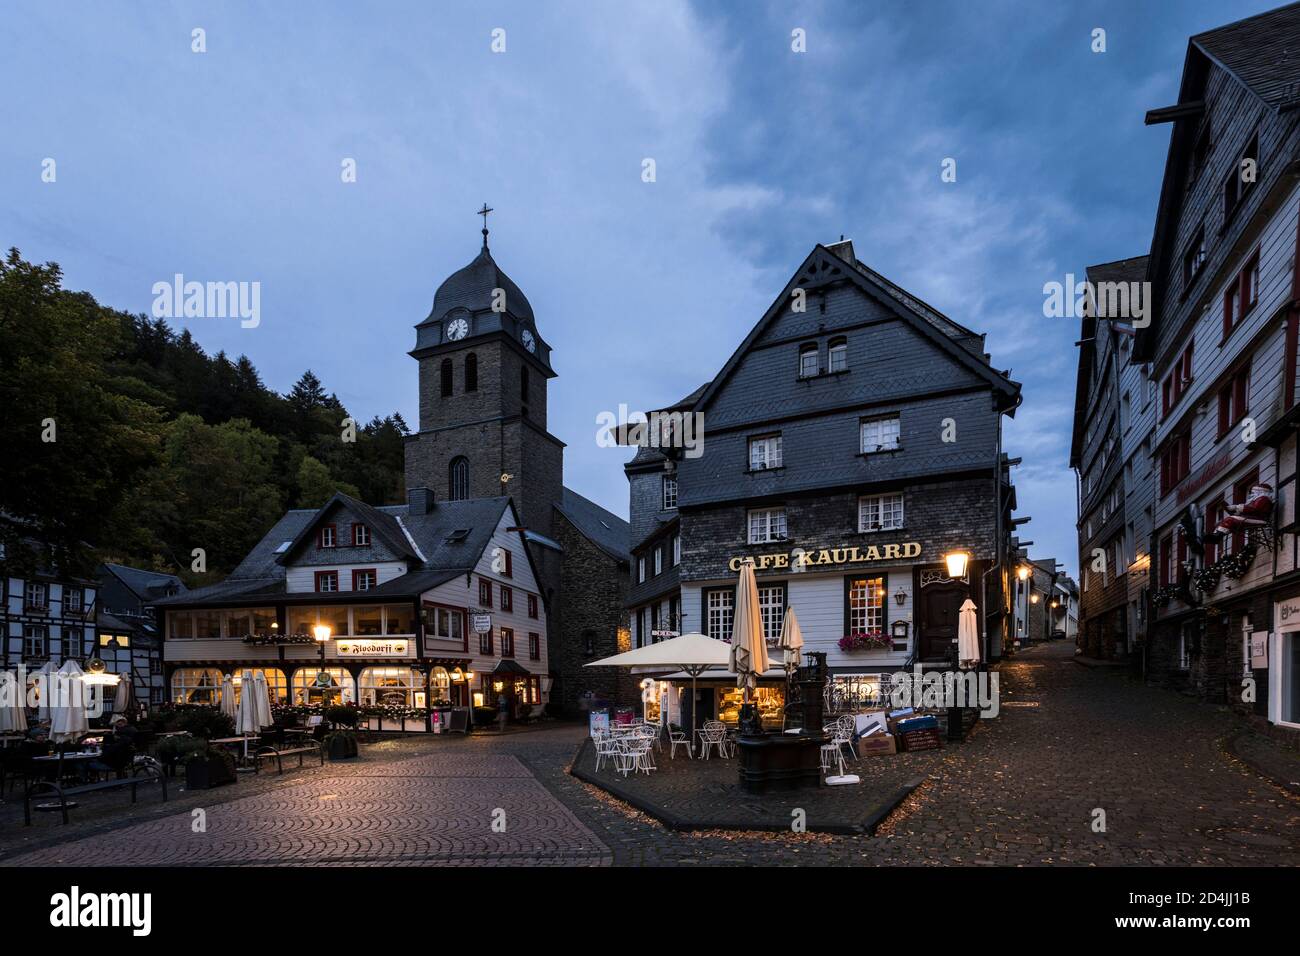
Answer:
[
  {"xmin": 860, "ymin": 415, "xmax": 901, "ymax": 453},
  {"xmin": 758, "ymin": 584, "xmax": 785, "ymax": 644},
  {"xmin": 23, "ymin": 624, "xmax": 49, "ymax": 658},
  {"xmin": 353, "ymin": 524, "xmax": 370, "ymax": 547},
  {"xmin": 478, "ymin": 578, "xmax": 493, "ymax": 608},
  {"xmin": 1223, "ymin": 133, "xmax": 1258, "ymax": 220},
  {"xmin": 528, "ymin": 632, "xmax": 540, "ymax": 661},
  {"xmin": 1159, "ymin": 432, "xmax": 1191, "ymax": 495},
  {"xmin": 1207, "ymin": 499, "xmax": 1229, "ymax": 563},
  {"xmin": 319, "ymin": 525, "xmax": 337, "ymax": 549},
  {"xmin": 465, "ymin": 352, "xmax": 478, "ymax": 392},
  {"xmin": 749, "ymin": 434, "xmax": 783, "ymax": 470},
  {"xmin": 705, "ymin": 588, "xmax": 735, "ymax": 642},
  {"xmin": 662, "ymin": 475, "xmax": 678, "ymax": 510},
  {"xmin": 637, "ymin": 607, "xmax": 648, "ymax": 646},
  {"xmin": 429, "ymin": 666, "xmax": 452, "ymax": 704},
  {"xmin": 315, "ymin": 570, "xmax": 339, "ymax": 593},
  {"xmin": 1217, "ymin": 362, "xmax": 1250, "ymax": 438},
  {"xmin": 748, "ymin": 507, "xmax": 788, "ymax": 544},
  {"xmin": 427, "ymin": 606, "xmax": 464, "ymax": 642},
  {"xmin": 672, "ymin": 534, "xmax": 680, "ymax": 566},
  {"xmin": 383, "ymin": 605, "xmax": 415, "ymax": 638},
  {"xmin": 500, "ymin": 586, "xmax": 513, "ymax": 612},
  {"xmin": 527, "ymin": 594, "xmax": 538, "ymax": 619},
  {"xmin": 653, "ymin": 547, "xmax": 662, "ymax": 576},
  {"xmin": 1223, "ymin": 250, "xmax": 1260, "ymax": 338},
  {"xmin": 25, "ymin": 581, "xmax": 48, "ymax": 611},
  {"xmin": 354, "ymin": 605, "xmax": 382, "ymax": 635},
  {"xmin": 500, "ymin": 627, "xmax": 515, "ymax": 657},
  {"xmin": 1176, "ymin": 624, "xmax": 1192, "ymax": 670},
  {"xmin": 798, "ymin": 343, "xmax": 819, "ymax": 378},
  {"xmin": 502, "ymin": 549, "xmax": 512, "ymax": 577},
  {"xmin": 1160, "ymin": 343, "xmax": 1194, "ymax": 418},
  {"xmin": 440, "ymin": 358, "xmax": 453, "ymax": 397},
  {"xmin": 1182, "ymin": 224, "xmax": 1206, "ymax": 287},
  {"xmin": 233, "ymin": 667, "xmax": 288, "ymax": 706},
  {"xmin": 150, "ymin": 657, "xmax": 162, "ymax": 675},
  {"xmin": 828, "ymin": 337, "xmax": 848, "ymax": 373},
  {"xmin": 352, "ymin": 569, "xmax": 377, "ymax": 591},
  {"xmin": 637, "ymin": 557, "xmax": 646, "ymax": 583},
  {"xmin": 846, "ymin": 576, "xmax": 886, "ymax": 635},
  {"xmin": 479, "ymin": 629, "xmax": 494, "ymax": 655},
  {"xmin": 171, "ymin": 667, "xmax": 224, "ymax": 705},
  {"xmin": 64, "ymin": 587, "xmax": 83, "ymax": 614},
  {"xmin": 1159, "ymin": 532, "xmax": 1173, "ymax": 587},
  {"xmin": 359, "ymin": 667, "xmax": 421, "ymax": 708},
  {"xmin": 291, "ymin": 667, "xmax": 356, "ymax": 706},
  {"xmin": 449, "ymin": 456, "xmax": 469, "ymax": 501},
  {"xmin": 859, "ymin": 493, "xmax": 904, "ymax": 532},
  {"xmin": 1191, "ymin": 122, "xmax": 1211, "ymax": 181}
]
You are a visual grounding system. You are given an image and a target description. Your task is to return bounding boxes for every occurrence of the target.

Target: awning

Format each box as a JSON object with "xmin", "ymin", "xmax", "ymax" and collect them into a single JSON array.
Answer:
[{"xmin": 490, "ymin": 659, "xmax": 533, "ymax": 677}]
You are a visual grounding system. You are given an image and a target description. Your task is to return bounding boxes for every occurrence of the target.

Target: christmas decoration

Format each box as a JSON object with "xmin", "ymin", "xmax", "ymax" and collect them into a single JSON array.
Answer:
[{"xmin": 1209, "ymin": 483, "xmax": 1273, "ymax": 539}]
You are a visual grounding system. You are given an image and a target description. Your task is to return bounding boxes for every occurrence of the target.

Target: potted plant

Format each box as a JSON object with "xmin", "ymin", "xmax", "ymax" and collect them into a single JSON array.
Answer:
[
  {"xmin": 323, "ymin": 730, "xmax": 359, "ymax": 760},
  {"xmin": 156, "ymin": 734, "xmax": 207, "ymax": 777},
  {"xmin": 325, "ymin": 704, "xmax": 360, "ymax": 729},
  {"xmin": 184, "ymin": 747, "xmax": 237, "ymax": 789}
]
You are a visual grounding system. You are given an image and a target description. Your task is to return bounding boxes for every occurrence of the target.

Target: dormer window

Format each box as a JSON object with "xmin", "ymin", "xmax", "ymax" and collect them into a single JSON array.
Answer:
[
  {"xmin": 798, "ymin": 343, "xmax": 819, "ymax": 378},
  {"xmin": 353, "ymin": 524, "xmax": 370, "ymax": 547},
  {"xmin": 319, "ymin": 525, "xmax": 337, "ymax": 549}
]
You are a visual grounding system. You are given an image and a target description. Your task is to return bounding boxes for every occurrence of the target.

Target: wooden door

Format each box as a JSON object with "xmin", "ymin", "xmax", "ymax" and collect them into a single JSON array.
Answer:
[{"xmin": 917, "ymin": 581, "xmax": 966, "ymax": 662}]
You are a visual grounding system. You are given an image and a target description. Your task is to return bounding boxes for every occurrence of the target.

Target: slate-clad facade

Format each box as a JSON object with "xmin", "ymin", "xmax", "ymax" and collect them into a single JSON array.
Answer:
[
  {"xmin": 1130, "ymin": 4, "xmax": 1300, "ymax": 731},
  {"xmin": 627, "ymin": 240, "xmax": 1021, "ymax": 716}
]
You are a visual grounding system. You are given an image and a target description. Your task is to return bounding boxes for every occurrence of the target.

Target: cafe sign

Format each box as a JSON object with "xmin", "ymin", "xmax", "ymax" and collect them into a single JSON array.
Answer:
[
  {"xmin": 728, "ymin": 542, "xmax": 922, "ymax": 573},
  {"xmin": 334, "ymin": 639, "xmax": 409, "ymax": 657}
]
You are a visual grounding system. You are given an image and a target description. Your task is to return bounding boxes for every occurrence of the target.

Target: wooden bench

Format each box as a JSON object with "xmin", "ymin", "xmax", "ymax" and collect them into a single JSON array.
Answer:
[
  {"xmin": 25, "ymin": 766, "xmax": 168, "ymax": 825},
  {"xmin": 253, "ymin": 740, "xmax": 324, "ymax": 775}
]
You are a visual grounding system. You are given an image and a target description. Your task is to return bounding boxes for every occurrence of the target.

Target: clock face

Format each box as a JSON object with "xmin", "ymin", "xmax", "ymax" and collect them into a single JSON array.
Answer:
[
  {"xmin": 521, "ymin": 329, "xmax": 536, "ymax": 353},
  {"xmin": 446, "ymin": 317, "xmax": 469, "ymax": 341}
]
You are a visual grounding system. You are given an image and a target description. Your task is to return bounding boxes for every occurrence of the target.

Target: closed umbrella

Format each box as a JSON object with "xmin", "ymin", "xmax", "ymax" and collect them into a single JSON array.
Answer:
[
  {"xmin": 957, "ymin": 598, "xmax": 981, "ymax": 669},
  {"xmin": 252, "ymin": 671, "xmax": 273, "ymax": 728},
  {"xmin": 220, "ymin": 675, "xmax": 238, "ymax": 721},
  {"xmin": 730, "ymin": 559, "xmax": 770, "ymax": 705},
  {"xmin": 111, "ymin": 674, "xmax": 135, "ymax": 721},
  {"xmin": 31, "ymin": 660, "xmax": 57, "ymax": 722},
  {"xmin": 0, "ymin": 670, "xmax": 28, "ymax": 734},
  {"xmin": 779, "ymin": 606, "xmax": 804, "ymax": 668},
  {"xmin": 236, "ymin": 670, "xmax": 259, "ymax": 736},
  {"xmin": 50, "ymin": 660, "xmax": 89, "ymax": 744}
]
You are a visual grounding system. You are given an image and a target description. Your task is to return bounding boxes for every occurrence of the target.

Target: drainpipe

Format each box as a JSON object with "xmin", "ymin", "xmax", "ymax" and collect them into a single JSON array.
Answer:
[{"xmin": 981, "ymin": 413, "xmax": 1005, "ymax": 664}]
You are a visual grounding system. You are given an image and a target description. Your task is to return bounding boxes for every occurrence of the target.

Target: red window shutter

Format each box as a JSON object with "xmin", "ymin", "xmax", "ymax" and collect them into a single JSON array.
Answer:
[
  {"xmin": 1233, "ymin": 369, "xmax": 1249, "ymax": 419},
  {"xmin": 1178, "ymin": 435, "xmax": 1189, "ymax": 480},
  {"xmin": 1162, "ymin": 377, "xmax": 1172, "ymax": 416},
  {"xmin": 504, "ymin": 550, "xmax": 513, "ymax": 577}
]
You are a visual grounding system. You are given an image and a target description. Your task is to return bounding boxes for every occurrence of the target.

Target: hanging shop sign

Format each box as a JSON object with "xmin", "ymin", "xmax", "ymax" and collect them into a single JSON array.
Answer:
[
  {"xmin": 1251, "ymin": 630, "xmax": 1269, "ymax": 669},
  {"xmin": 472, "ymin": 614, "xmax": 493, "ymax": 634},
  {"xmin": 1275, "ymin": 593, "xmax": 1300, "ymax": 633},
  {"xmin": 334, "ymin": 639, "xmax": 409, "ymax": 657},
  {"xmin": 727, "ymin": 542, "xmax": 922, "ymax": 573}
]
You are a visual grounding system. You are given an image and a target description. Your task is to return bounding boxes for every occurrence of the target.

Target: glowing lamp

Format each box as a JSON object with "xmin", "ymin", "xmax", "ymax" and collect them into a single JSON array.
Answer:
[
  {"xmin": 313, "ymin": 624, "xmax": 331, "ymax": 643},
  {"xmin": 944, "ymin": 551, "xmax": 969, "ymax": 578}
]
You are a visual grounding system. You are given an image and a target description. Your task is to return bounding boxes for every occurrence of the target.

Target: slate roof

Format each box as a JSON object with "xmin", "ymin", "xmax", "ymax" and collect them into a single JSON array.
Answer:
[
  {"xmin": 424, "ymin": 247, "xmax": 534, "ymax": 323},
  {"xmin": 277, "ymin": 492, "xmax": 420, "ymax": 565},
  {"xmin": 1192, "ymin": 2, "xmax": 1300, "ymax": 108},
  {"xmin": 556, "ymin": 487, "xmax": 630, "ymax": 562},
  {"xmin": 154, "ymin": 497, "xmax": 515, "ymax": 608},
  {"xmin": 100, "ymin": 563, "xmax": 187, "ymax": 601}
]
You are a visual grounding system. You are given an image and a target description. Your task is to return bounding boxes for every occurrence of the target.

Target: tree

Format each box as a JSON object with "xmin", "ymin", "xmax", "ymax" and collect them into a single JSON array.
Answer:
[{"xmin": 296, "ymin": 455, "xmax": 360, "ymax": 509}]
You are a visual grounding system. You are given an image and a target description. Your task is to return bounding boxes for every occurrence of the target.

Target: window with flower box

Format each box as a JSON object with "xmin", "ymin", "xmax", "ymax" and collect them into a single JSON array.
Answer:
[{"xmin": 843, "ymin": 576, "xmax": 887, "ymax": 647}]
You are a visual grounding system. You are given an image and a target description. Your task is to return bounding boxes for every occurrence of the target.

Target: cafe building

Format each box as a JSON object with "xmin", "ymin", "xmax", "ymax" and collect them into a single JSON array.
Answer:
[
  {"xmin": 626, "ymin": 240, "xmax": 1022, "ymax": 725},
  {"xmin": 153, "ymin": 490, "xmax": 552, "ymax": 728}
]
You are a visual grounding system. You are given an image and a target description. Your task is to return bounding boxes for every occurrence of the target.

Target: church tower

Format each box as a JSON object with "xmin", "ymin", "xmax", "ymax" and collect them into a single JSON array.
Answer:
[{"xmin": 404, "ymin": 215, "xmax": 565, "ymax": 555}]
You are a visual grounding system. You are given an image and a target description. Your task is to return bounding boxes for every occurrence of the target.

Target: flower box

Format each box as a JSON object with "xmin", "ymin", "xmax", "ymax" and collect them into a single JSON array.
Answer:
[{"xmin": 838, "ymin": 632, "xmax": 891, "ymax": 652}]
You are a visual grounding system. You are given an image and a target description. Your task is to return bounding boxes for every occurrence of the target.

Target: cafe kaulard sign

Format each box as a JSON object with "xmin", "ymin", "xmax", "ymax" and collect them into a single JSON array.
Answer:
[{"xmin": 728, "ymin": 541, "xmax": 922, "ymax": 573}]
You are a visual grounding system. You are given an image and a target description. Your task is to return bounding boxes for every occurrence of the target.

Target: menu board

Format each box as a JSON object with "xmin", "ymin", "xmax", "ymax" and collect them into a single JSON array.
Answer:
[{"xmin": 588, "ymin": 709, "xmax": 610, "ymax": 738}]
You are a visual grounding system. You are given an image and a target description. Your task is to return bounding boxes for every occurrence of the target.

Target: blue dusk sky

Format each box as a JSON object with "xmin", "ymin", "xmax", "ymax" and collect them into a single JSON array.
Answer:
[{"xmin": 0, "ymin": 1, "xmax": 1280, "ymax": 576}]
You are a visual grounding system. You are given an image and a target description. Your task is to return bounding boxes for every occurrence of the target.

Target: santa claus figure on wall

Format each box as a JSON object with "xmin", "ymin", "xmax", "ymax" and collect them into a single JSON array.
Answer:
[{"xmin": 1209, "ymin": 482, "xmax": 1274, "ymax": 540}]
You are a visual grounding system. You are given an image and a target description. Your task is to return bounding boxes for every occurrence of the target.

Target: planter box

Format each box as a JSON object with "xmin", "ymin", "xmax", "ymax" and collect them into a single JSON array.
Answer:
[
  {"xmin": 185, "ymin": 755, "xmax": 237, "ymax": 789},
  {"xmin": 401, "ymin": 718, "xmax": 428, "ymax": 733}
]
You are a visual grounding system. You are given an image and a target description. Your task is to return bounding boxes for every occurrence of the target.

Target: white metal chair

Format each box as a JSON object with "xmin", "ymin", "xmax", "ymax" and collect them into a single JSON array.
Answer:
[
  {"xmin": 666, "ymin": 725, "xmax": 692, "ymax": 759},
  {"xmin": 700, "ymin": 721, "xmax": 729, "ymax": 759},
  {"xmin": 593, "ymin": 733, "xmax": 623, "ymax": 772}
]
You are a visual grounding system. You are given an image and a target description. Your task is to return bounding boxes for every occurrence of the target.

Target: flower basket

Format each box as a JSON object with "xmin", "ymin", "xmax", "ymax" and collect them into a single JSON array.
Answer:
[
  {"xmin": 241, "ymin": 633, "xmax": 315, "ymax": 646},
  {"xmin": 838, "ymin": 632, "xmax": 891, "ymax": 652}
]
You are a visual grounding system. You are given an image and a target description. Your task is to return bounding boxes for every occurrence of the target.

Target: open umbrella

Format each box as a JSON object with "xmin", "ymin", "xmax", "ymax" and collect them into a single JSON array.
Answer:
[
  {"xmin": 729, "ymin": 559, "xmax": 770, "ymax": 729},
  {"xmin": 586, "ymin": 632, "xmax": 730, "ymax": 751},
  {"xmin": 0, "ymin": 670, "xmax": 28, "ymax": 734},
  {"xmin": 957, "ymin": 598, "xmax": 981, "ymax": 669},
  {"xmin": 50, "ymin": 660, "xmax": 89, "ymax": 743}
]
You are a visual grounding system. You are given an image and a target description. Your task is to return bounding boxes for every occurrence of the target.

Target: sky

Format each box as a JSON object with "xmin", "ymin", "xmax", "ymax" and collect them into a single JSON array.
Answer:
[{"xmin": 0, "ymin": 0, "xmax": 1283, "ymax": 577}]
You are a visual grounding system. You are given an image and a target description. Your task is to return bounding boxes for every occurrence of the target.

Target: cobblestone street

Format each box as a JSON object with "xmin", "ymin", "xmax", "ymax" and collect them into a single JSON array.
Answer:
[{"xmin": 3, "ymin": 641, "xmax": 1296, "ymax": 866}]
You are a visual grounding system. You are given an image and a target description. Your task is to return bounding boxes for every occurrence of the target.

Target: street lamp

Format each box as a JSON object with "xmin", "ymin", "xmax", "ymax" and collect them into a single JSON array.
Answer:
[
  {"xmin": 1017, "ymin": 565, "xmax": 1031, "ymax": 581},
  {"xmin": 313, "ymin": 624, "xmax": 331, "ymax": 704},
  {"xmin": 944, "ymin": 551, "xmax": 969, "ymax": 578}
]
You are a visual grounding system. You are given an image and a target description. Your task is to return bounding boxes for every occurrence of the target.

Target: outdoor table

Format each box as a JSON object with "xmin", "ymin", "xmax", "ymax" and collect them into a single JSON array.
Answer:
[
  {"xmin": 211, "ymin": 736, "xmax": 260, "ymax": 761},
  {"xmin": 155, "ymin": 731, "xmax": 189, "ymax": 738},
  {"xmin": 32, "ymin": 752, "xmax": 102, "ymax": 785}
]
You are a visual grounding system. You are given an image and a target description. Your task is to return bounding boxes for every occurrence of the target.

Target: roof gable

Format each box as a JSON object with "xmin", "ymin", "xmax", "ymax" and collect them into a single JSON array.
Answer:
[{"xmin": 276, "ymin": 492, "xmax": 420, "ymax": 566}]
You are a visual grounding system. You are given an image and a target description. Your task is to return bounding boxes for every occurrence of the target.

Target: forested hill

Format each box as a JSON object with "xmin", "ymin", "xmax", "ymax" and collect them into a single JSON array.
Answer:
[{"xmin": 0, "ymin": 247, "xmax": 409, "ymax": 585}]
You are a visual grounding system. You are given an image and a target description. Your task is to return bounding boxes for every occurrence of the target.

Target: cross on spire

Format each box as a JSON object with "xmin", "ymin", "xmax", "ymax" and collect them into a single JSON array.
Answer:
[{"xmin": 478, "ymin": 203, "xmax": 494, "ymax": 250}]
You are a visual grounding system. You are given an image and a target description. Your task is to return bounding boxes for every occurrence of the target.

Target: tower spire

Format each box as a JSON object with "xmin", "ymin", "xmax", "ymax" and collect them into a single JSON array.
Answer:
[{"xmin": 477, "ymin": 202, "xmax": 493, "ymax": 251}]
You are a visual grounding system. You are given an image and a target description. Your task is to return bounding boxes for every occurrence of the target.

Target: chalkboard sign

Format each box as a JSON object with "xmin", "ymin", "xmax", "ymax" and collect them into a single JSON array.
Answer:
[{"xmin": 446, "ymin": 707, "xmax": 470, "ymax": 734}]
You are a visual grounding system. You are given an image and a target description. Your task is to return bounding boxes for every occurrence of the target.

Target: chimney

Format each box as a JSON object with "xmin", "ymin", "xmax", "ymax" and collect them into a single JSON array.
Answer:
[
  {"xmin": 407, "ymin": 487, "xmax": 435, "ymax": 514},
  {"xmin": 826, "ymin": 237, "xmax": 855, "ymax": 264}
]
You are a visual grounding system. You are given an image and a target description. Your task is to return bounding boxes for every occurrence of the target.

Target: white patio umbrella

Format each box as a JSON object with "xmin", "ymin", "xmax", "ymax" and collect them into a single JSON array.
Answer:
[
  {"xmin": 111, "ymin": 675, "xmax": 135, "ymax": 721},
  {"xmin": 730, "ymin": 559, "xmax": 770, "ymax": 711},
  {"xmin": 957, "ymin": 598, "xmax": 981, "ymax": 669},
  {"xmin": 585, "ymin": 632, "xmax": 730, "ymax": 747},
  {"xmin": 49, "ymin": 660, "xmax": 90, "ymax": 744},
  {"xmin": 252, "ymin": 671, "xmax": 273, "ymax": 728},
  {"xmin": 0, "ymin": 670, "xmax": 28, "ymax": 734},
  {"xmin": 779, "ymin": 606, "xmax": 804, "ymax": 669},
  {"xmin": 236, "ymin": 670, "xmax": 259, "ymax": 736},
  {"xmin": 220, "ymin": 675, "xmax": 238, "ymax": 721}
]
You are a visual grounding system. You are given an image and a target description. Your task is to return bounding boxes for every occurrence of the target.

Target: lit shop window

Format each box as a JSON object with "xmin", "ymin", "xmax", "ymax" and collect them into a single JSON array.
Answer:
[
  {"xmin": 430, "ymin": 666, "xmax": 452, "ymax": 704},
  {"xmin": 171, "ymin": 667, "xmax": 225, "ymax": 705},
  {"xmin": 291, "ymin": 667, "xmax": 356, "ymax": 705},
  {"xmin": 846, "ymin": 576, "xmax": 886, "ymax": 634},
  {"xmin": 359, "ymin": 667, "xmax": 422, "ymax": 707},
  {"xmin": 232, "ymin": 668, "xmax": 288, "ymax": 705}
]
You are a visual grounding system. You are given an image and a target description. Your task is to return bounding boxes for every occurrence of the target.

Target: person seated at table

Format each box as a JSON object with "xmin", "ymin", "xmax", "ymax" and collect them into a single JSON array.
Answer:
[
  {"xmin": 110, "ymin": 718, "xmax": 139, "ymax": 746},
  {"xmin": 89, "ymin": 725, "xmax": 136, "ymax": 779}
]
